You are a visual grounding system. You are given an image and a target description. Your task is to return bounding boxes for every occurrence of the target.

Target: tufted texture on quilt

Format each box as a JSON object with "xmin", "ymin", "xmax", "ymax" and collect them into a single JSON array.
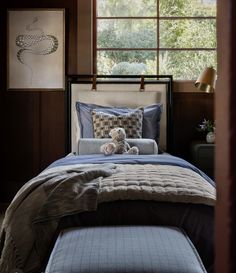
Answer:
[{"xmin": 98, "ymin": 164, "xmax": 216, "ymax": 206}]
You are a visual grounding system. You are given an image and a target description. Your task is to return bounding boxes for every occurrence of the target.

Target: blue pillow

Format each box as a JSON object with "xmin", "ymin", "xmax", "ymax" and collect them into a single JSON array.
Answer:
[{"xmin": 75, "ymin": 101, "xmax": 163, "ymax": 141}]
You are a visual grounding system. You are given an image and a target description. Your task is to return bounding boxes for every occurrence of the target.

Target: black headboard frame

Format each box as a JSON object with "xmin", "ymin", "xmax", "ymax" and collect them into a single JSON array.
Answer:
[{"xmin": 66, "ymin": 74, "xmax": 173, "ymax": 154}]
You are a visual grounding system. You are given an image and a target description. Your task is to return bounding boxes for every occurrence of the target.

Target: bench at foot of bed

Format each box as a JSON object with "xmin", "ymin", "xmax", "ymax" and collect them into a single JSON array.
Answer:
[{"xmin": 45, "ymin": 226, "xmax": 207, "ymax": 273}]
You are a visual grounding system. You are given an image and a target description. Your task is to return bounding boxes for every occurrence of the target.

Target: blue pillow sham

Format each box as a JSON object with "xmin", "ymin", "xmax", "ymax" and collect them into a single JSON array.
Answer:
[{"xmin": 75, "ymin": 101, "xmax": 163, "ymax": 141}]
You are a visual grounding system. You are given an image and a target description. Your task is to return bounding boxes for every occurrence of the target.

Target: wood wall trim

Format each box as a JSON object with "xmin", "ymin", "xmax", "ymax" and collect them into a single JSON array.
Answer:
[
  {"xmin": 173, "ymin": 81, "xmax": 200, "ymax": 92},
  {"xmin": 77, "ymin": 0, "xmax": 93, "ymax": 74},
  {"xmin": 215, "ymin": 0, "xmax": 230, "ymax": 272},
  {"xmin": 230, "ymin": 0, "xmax": 236, "ymax": 271}
]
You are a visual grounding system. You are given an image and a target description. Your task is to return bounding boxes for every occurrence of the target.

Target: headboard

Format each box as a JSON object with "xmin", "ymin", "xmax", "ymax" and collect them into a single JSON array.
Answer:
[{"xmin": 66, "ymin": 75, "xmax": 173, "ymax": 154}]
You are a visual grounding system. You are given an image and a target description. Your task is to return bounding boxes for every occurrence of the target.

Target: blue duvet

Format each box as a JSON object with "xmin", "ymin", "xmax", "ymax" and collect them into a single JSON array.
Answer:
[{"xmin": 48, "ymin": 154, "xmax": 215, "ymax": 187}]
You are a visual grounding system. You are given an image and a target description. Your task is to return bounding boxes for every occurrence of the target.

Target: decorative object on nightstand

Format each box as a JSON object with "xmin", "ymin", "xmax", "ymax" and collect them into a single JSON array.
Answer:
[
  {"xmin": 190, "ymin": 141, "xmax": 215, "ymax": 179},
  {"xmin": 195, "ymin": 66, "xmax": 217, "ymax": 93},
  {"xmin": 197, "ymin": 118, "xmax": 215, "ymax": 144},
  {"xmin": 206, "ymin": 131, "xmax": 215, "ymax": 144}
]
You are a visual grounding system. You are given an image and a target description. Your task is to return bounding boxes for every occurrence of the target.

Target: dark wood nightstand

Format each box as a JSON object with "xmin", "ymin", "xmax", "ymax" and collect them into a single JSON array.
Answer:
[{"xmin": 190, "ymin": 141, "xmax": 215, "ymax": 179}]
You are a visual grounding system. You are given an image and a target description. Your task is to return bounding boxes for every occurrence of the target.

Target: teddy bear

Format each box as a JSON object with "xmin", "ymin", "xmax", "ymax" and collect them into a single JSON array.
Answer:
[{"xmin": 100, "ymin": 127, "xmax": 139, "ymax": 156}]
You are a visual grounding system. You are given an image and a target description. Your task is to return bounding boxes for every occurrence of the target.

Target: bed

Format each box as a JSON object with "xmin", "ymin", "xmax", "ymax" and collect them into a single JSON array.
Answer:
[{"xmin": 0, "ymin": 75, "xmax": 215, "ymax": 273}]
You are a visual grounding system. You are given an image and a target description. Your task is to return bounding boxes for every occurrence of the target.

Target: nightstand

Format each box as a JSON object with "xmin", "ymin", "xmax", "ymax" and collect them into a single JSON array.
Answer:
[{"xmin": 190, "ymin": 141, "xmax": 215, "ymax": 179}]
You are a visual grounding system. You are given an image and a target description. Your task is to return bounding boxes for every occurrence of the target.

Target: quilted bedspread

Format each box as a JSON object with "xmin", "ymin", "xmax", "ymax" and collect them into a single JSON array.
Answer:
[
  {"xmin": 0, "ymin": 154, "xmax": 215, "ymax": 273},
  {"xmin": 98, "ymin": 164, "xmax": 215, "ymax": 206}
]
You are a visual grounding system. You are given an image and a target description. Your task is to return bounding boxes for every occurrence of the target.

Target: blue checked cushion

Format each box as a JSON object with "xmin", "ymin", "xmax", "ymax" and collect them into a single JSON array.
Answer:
[{"xmin": 45, "ymin": 226, "xmax": 207, "ymax": 273}]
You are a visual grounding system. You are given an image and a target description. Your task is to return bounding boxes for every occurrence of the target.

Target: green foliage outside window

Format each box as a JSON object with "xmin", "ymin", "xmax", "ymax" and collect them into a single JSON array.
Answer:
[{"xmin": 96, "ymin": 0, "xmax": 216, "ymax": 79}]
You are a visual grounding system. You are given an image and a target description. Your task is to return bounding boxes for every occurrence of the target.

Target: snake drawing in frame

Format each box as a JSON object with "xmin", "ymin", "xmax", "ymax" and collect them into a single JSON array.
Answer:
[{"xmin": 15, "ymin": 16, "xmax": 59, "ymax": 85}]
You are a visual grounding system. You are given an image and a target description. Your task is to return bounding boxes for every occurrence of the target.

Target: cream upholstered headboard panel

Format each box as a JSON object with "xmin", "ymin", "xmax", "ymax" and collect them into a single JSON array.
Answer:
[{"xmin": 68, "ymin": 76, "xmax": 172, "ymax": 154}]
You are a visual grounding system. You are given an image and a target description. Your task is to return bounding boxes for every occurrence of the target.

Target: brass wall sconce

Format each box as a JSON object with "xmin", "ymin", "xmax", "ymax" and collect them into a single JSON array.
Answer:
[{"xmin": 195, "ymin": 66, "xmax": 217, "ymax": 93}]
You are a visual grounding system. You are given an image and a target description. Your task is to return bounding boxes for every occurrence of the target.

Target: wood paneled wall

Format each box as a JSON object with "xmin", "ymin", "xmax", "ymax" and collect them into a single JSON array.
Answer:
[
  {"xmin": 0, "ymin": 0, "xmax": 77, "ymax": 201},
  {"xmin": 173, "ymin": 92, "xmax": 214, "ymax": 160},
  {"xmin": 0, "ymin": 1, "xmax": 214, "ymax": 202}
]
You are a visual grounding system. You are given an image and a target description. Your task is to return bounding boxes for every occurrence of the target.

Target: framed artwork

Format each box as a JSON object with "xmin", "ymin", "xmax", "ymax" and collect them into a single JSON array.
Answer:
[{"xmin": 7, "ymin": 9, "xmax": 65, "ymax": 90}]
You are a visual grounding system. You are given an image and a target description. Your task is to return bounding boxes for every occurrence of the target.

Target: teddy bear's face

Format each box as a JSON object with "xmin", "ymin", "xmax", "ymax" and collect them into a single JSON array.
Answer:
[{"xmin": 109, "ymin": 127, "xmax": 126, "ymax": 141}]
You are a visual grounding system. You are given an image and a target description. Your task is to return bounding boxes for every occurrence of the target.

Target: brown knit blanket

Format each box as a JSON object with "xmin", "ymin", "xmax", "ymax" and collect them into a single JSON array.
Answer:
[{"xmin": 0, "ymin": 164, "xmax": 117, "ymax": 273}]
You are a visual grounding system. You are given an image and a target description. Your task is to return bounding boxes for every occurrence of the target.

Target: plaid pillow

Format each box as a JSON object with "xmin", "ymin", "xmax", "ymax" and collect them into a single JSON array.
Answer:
[{"xmin": 92, "ymin": 108, "xmax": 144, "ymax": 138}]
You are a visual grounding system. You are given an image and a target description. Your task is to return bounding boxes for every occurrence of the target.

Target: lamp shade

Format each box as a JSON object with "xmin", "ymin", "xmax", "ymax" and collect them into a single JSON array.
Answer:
[{"xmin": 195, "ymin": 67, "xmax": 217, "ymax": 93}]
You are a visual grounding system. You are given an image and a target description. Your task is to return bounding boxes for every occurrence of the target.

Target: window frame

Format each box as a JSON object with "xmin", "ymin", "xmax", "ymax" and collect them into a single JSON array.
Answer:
[{"xmin": 93, "ymin": 0, "xmax": 217, "ymax": 79}]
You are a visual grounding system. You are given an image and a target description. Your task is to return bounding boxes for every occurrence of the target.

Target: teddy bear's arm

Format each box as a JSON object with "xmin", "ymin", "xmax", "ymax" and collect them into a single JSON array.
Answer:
[
  {"xmin": 125, "ymin": 142, "xmax": 131, "ymax": 150},
  {"xmin": 100, "ymin": 142, "xmax": 116, "ymax": 155}
]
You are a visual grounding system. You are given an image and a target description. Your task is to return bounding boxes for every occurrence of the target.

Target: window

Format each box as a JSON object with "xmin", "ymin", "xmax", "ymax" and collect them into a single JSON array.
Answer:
[{"xmin": 94, "ymin": 0, "xmax": 216, "ymax": 80}]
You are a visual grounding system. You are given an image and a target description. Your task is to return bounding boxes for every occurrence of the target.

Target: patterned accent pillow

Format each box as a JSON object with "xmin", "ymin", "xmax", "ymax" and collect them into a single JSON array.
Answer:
[{"xmin": 92, "ymin": 108, "xmax": 144, "ymax": 138}]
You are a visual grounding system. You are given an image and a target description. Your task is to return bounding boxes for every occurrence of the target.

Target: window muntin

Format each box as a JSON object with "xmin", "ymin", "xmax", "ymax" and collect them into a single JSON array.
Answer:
[{"xmin": 95, "ymin": 0, "xmax": 216, "ymax": 80}]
